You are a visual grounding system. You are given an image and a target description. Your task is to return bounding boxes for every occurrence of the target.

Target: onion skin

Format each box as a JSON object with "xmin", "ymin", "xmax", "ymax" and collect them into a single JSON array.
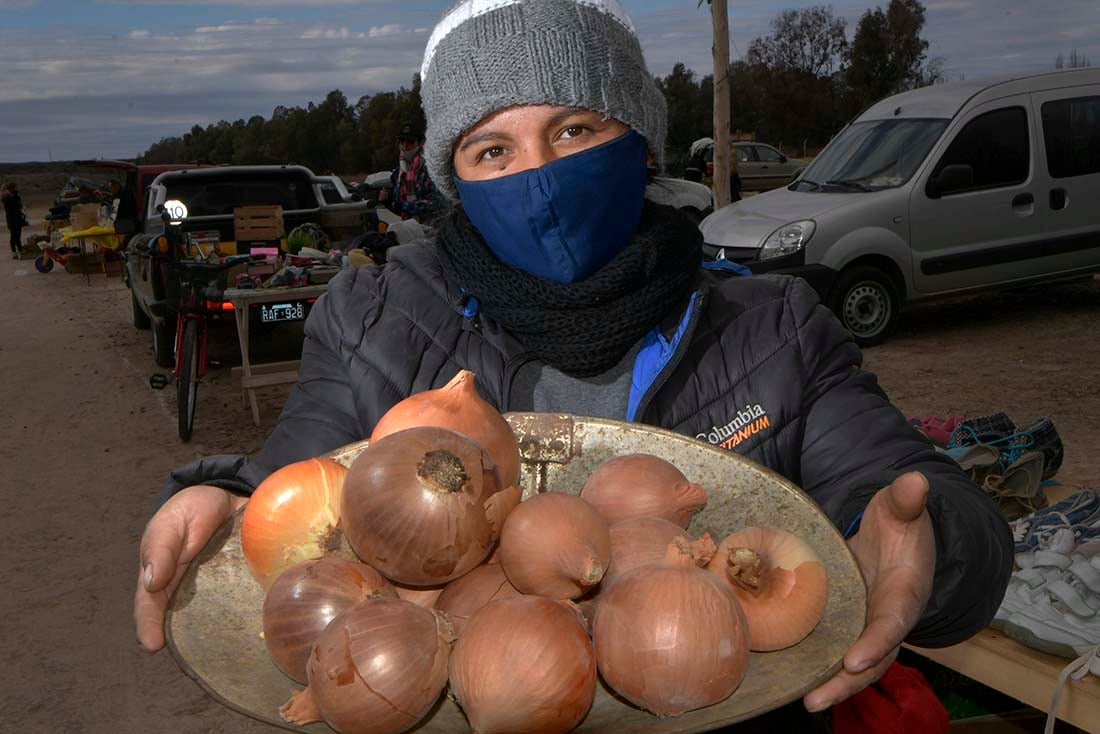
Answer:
[
  {"xmin": 449, "ymin": 596, "xmax": 596, "ymax": 733},
  {"xmin": 594, "ymin": 539, "xmax": 750, "ymax": 717},
  {"xmin": 262, "ymin": 557, "xmax": 396, "ymax": 683},
  {"xmin": 370, "ymin": 370, "xmax": 522, "ymax": 488},
  {"xmin": 604, "ymin": 517, "xmax": 717, "ymax": 590},
  {"xmin": 242, "ymin": 457, "xmax": 349, "ymax": 589},
  {"xmin": 280, "ymin": 598, "xmax": 454, "ymax": 734},
  {"xmin": 393, "ymin": 582, "xmax": 445, "ymax": 608},
  {"xmin": 435, "ymin": 564, "xmax": 524, "ymax": 637},
  {"xmin": 341, "ymin": 427, "xmax": 520, "ymax": 586},
  {"xmin": 580, "ymin": 454, "xmax": 708, "ymax": 529},
  {"xmin": 707, "ymin": 527, "xmax": 829, "ymax": 651},
  {"xmin": 499, "ymin": 492, "xmax": 611, "ymax": 600}
]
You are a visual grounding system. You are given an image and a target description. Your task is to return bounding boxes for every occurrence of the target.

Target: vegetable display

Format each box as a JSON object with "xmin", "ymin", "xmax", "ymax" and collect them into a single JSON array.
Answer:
[{"xmin": 234, "ymin": 372, "xmax": 834, "ymax": 734}]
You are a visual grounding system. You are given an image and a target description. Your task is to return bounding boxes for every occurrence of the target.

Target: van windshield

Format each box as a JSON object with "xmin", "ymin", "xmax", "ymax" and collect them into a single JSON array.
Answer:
[{"xmin": 793, "ymin": 118, "xmax": 949, "ymax": 192}]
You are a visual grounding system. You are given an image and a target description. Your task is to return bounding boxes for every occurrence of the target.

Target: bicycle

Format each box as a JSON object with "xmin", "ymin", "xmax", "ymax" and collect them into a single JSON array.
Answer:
[{"xmin": 157, "ymin": 215, "xmax": 263, "ymax": 441}]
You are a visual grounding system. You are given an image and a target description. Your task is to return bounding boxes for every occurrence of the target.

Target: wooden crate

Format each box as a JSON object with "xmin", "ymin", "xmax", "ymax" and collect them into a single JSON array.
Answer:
[{"xmin": 234, "ymin": 206, "xmax": 284, "ymax": 242}]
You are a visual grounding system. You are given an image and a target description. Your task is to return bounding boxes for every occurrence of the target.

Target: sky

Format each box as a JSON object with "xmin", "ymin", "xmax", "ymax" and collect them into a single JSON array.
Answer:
[{"xmin": 0, "ymin": 0, "xmax": 1096, "ymax": 162}]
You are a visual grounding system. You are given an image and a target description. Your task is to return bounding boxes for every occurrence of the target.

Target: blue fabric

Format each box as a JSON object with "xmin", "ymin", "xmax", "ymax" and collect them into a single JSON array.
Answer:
[
  {"xmin": 627, "ymin": 293, "xmax": 699, "ymax": 422},
  {"xmin": 702, "ymin": 259, "xmax": 753, "ymax": 276},
  {"xmin": 843, "ymin": 511, "xmax": 865, "ymax": 539},
  {"xmin": 453, "ymin": 131, "xmax": 649, "ymax": 284}
]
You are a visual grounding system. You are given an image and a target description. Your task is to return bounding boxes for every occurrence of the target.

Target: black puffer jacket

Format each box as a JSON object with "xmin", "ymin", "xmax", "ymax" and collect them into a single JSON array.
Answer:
[{"xmin": 164, "ymin": 243, "xmax": 1012, "ymax": 648}]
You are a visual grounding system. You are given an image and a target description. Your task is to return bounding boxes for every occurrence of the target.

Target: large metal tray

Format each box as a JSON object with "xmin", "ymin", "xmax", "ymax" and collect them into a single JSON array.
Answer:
[{"xmin": 166, "ymin": 413, "xmax": 867, "ymax": 733}]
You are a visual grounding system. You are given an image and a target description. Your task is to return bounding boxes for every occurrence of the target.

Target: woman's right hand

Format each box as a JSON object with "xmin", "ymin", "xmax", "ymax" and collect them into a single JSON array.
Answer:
[{"xmin": 134, "ymin": 485, "xmax": 249, "ymax": 653}]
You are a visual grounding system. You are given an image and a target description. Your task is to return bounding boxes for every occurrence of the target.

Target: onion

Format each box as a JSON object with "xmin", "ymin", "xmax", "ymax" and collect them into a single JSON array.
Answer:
[
  {"xmin": 707, "ymin": 527, "xmax": 829, "ymax": 651},
  {"xmin": 262, "ymin": 557, "xmax": 396, "ymax": 683},
  {"xmin": 499, "ymin": 492, "xmax": 611, "ymax": 599},
  {"xmin": 280, "ymin": 598, "xmax": 454, "ymax": 734},
  {"xmin": 435, "ymin": 564, "xmax": 524, "ymax": 636},
  {"xmin": 393, "ymin": 582, "xmax": 445, "ymax": 608},
  {"xmin": 341, "ymin": 426, "xmax": 522, "ymax": 586},
  {"xmin": 594, "ymin": 538, "xmax": 750, "ymax": 716},
  {"xmin": 580, "ymin": 454, "xmax": 708, "ymax": 528},
  {"xmin": 371, "ymin": 370, "xmax": 522, "ymax": 488},
  {"xmin": 603, "ymin": 516, "xmax": 717, "ymax": 589},
  {"xmin": 449, "ymin": 596, "xmax": 596, "ymax": 733},
  {"xmin": 242, "ymin": 457, "xmax": 349, "ymax": 589}
]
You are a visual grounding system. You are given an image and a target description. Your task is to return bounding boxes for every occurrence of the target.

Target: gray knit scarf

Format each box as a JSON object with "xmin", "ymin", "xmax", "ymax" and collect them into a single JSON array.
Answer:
[{"xmin": 436, "ymin": 203, "xmax": 702, "ymax": 377}]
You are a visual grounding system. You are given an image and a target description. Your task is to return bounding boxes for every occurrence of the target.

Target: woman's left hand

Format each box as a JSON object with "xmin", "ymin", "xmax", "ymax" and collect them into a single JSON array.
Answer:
[{"xmin": 803, "ymin": 471, "xmax": 936, "ymax": 712}]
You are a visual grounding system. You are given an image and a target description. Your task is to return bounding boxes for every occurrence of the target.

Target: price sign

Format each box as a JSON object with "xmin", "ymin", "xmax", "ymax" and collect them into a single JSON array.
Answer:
[{"xmin": 165, "ymin": 199, "xmax": 189, "ymax": 224}]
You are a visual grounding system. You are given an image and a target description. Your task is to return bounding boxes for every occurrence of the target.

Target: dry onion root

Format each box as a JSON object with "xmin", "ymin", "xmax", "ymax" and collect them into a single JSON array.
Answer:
[
  {"xmin": 262, "ymin": 557, "xmax": 397, "ymax": 683},
  {"xmin": 435, "ymin": 564, "xmax": 524, "ymax": 637},
  {"xmin": 707, "ymin": 527, "xmax": 829, "ymax": 651},
  {"xmin": 241, "ymin": 457, "xmax": 350, "ymax": 589},
  {"xmin": 498, "ymin": 492, "xmax": 611, "ymax": 600},
  {"xmin": 594, "ymin": 538, "xmax": 750, "ymax": 717},
  {"xmin": 341, "ymin": 426, "xmax": 522, "ymax": 586},
  {"xmin": 280, "ymin": 598, "xmax": 454, "ymax": 734},
  {"xmin": 449, "ymin": 596, "xmax": 596, "ymax": 733},
  {"xmin": 370, "ymin": 370, "xmax": 522, "ymax": 488},
  {"xmin": 580, "ymin": 454, "xmax": 708, "ymax": 529}
]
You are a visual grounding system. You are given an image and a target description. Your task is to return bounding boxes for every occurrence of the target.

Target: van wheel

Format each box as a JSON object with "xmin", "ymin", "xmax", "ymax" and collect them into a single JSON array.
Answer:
[
  {"xmin": 152, "ymin": 319, "xmax": 177, "ymax": 368},
  {"xmin": 132, "ymin": 290, "xmax": 151, "ymax": 330},
  {"xmin": 829, "ymin": 266, "xmax": 900, "ymax": 347}
]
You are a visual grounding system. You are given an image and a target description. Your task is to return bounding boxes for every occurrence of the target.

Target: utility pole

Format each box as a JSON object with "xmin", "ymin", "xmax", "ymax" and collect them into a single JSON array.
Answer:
[{"xmin": 708, "ymin": 0, "xmax": 731, "ymax": 208}]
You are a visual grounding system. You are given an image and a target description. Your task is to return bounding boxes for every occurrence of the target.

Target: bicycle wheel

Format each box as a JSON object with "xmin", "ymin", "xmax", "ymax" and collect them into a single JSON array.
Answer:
[{"xmin": 177, "ymin": 319, "xmax": 200, "ymax": 442}]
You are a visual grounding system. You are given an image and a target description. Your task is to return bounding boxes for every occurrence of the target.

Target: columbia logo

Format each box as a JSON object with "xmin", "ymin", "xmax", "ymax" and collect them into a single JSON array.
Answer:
[{"xmin": 698, "ymin": 404, "xmax": 771, "ymax": 450}]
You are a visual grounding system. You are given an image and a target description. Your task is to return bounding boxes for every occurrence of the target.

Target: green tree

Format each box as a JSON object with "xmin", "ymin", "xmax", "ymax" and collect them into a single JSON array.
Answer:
[{"xmin": 846, "ymin": 0, "xmax": 939, "ymax": 111}]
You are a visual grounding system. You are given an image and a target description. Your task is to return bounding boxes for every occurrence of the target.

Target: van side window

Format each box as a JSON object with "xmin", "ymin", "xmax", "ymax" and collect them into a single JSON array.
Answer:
[
  {"xmin": 929, "ymin": 107, "xmax": 1030, "ymax": 196},
  {"xmin": 1041, "ymin": 96, "xmax": 1100, "ymax": 179}
]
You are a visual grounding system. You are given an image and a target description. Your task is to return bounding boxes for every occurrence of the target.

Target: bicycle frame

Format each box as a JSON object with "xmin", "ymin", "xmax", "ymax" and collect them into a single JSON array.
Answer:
[{"xmin": 172, "ymin": 312, "xmax": 211, "ymax": 380}]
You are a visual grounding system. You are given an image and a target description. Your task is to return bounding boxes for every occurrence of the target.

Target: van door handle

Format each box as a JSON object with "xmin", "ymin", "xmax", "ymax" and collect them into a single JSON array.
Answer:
[
  {"xmin": 1012, "ymin": 193, "xmax": 1034, "ymax": 207},
  {"xmin": 1050, "ymin": 188, "xmax": 1068, "ymax": 211}
]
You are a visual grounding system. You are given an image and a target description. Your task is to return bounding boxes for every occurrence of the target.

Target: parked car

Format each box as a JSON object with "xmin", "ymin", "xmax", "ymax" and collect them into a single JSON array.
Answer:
[
  {"xmin": 126, "ymin": 164, "xmax": 373, "ymax": 366},
  {"xmin": 645, "ymin": 176, "xmax": 713, "ymax": 221},
  {"xmin": 700, "ymin": 68, "xmax": 1100, "ymax": 346},
  {"xmin": 686, "ymin": 139, "xmax": 806, "ymax": 192}
]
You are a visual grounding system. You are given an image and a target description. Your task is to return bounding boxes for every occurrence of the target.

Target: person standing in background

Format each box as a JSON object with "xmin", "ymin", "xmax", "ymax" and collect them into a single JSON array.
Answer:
[
  {"xmin": 2, "ymin": 182, "xmax": 27, "ymax": 258},
  {"xmin": 379, "ymin": 122, "xmax": 448, "ymax": 225}
]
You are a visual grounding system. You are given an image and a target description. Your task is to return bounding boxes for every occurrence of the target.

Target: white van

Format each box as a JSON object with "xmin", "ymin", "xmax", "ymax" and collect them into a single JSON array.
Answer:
[{"xmin": 699, "ymin": 69, "xmax": 1100, "ymax": 345}]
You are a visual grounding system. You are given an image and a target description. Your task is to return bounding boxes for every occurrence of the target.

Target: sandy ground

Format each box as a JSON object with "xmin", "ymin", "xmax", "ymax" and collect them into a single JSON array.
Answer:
[{"xmin": 0, "ymin": 240, "xmax": 1097, "ymax": 732}]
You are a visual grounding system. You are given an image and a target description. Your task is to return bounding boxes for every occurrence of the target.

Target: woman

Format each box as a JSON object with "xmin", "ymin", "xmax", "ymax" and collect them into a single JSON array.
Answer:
[
  {"xmin": 2, "ymin": 182, "xmax": 26, "ymax": 258},
  {"xmin": 135, "ymin": 0, "xmax": 1012, "ymax": 723}
]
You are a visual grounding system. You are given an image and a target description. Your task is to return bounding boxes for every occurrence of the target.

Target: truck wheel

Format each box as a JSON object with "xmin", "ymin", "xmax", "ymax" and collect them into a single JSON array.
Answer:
[
  {"xmin": 829, "ymin": 266, "xmax": 900, "ymax": 347},
  {"xmin": 132, "ymin": 290, "xmax": 151, "ymax": 330},
  {"xmin": 152, "ymin": 319, "xmax": 176, "ymax": 368}
]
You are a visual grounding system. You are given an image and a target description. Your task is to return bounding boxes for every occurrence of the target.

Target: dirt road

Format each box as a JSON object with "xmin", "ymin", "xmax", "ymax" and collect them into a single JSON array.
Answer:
[{"xmin": 1, "ymin": 251, "xmax": 1097, "ymax": 733}]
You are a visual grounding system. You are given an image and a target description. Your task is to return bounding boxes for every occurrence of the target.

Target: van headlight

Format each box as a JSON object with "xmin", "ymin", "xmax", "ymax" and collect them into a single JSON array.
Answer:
[{"xmin": 759, "ymin": 220, "xmax": 815, "ymax": 261}]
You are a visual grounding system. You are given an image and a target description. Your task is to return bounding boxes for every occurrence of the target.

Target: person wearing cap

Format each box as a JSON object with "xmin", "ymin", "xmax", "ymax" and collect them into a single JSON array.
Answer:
[
  {"xmin": 135, "ymin": 0, "xmax": 1012, "ymax": 724},
  {"xmin": 378, "ymin": 121, "xmax": 447, "ymax": 224}
]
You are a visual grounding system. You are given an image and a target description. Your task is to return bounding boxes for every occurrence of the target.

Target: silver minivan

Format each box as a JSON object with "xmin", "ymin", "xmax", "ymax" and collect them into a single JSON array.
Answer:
[{"xmin": 699, "ymin": 69, "xmax": 1100, "ymax": 345}]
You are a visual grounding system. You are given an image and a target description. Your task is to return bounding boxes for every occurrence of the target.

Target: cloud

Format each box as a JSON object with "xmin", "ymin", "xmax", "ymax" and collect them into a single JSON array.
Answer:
[
  {"xmin": 368, "ymin": 24, "xmax": 403, "ymax": 38},
  {"xmin": 101, "ymin": 1, "xmax": 361, "ymax": 6}
]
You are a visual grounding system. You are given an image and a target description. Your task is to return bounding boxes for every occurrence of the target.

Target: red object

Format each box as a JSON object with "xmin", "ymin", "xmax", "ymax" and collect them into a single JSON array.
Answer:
[
  {"xmin": 910, "ymin": 415, "xmax": 964, "ymax": 447},
  {"xmin": 833, "ymin": 662, "xmax": 948, "ymax": 734}
]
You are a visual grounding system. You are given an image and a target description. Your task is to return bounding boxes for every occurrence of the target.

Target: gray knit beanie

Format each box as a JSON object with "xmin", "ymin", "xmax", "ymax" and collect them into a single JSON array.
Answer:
[{"xmin": 421, "ymin": 0, "xmax": 668, "ymax": 198}]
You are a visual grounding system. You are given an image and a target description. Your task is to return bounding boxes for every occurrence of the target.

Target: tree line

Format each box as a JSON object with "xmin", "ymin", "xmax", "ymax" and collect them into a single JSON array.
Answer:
[{"xmin": 140, "ymin": 0, "xmax": 941, "ymax": 175}]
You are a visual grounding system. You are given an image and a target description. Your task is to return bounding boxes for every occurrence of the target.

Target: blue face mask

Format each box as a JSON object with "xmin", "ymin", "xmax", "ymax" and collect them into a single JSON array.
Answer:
[{"xmin": 454, "ymin": 130, "xmax": 649, "ymax": 284}]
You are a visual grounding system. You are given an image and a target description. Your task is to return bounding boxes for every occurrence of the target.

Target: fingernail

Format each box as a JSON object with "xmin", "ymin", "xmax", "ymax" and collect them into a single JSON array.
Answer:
[
  {"xmin": 806, "ymin": 698, "xmax": 831, "ymax": 713},
  {"xmin": 849, "ymin": 658, "xmax": 872, "ymax": 673},
  {"xmin": 143, "ymin": 564, "xmax": 153, "ymax": 590}
]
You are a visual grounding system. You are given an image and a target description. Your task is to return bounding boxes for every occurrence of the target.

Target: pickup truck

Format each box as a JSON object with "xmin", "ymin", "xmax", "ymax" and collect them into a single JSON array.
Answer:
[{"xmin": 126, "ymin": 164, "xmax": 372, "ymax": 367}]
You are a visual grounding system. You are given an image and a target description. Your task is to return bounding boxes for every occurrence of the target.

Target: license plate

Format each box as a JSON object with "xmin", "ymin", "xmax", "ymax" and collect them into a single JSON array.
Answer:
[{"xmin": 259, "ymin": 302, "xmax": 306, "ymax": 323}]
